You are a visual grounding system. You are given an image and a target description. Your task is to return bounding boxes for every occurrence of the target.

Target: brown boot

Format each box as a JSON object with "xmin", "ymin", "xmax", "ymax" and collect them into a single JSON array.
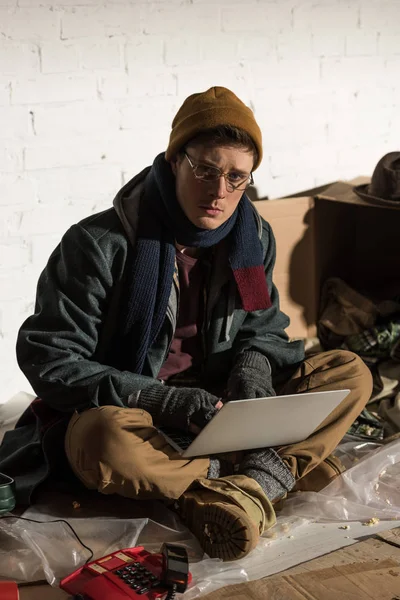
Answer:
[
  {"xmin": 177, "ymin": 475, "xmax": 276, "ymax": 561},
  {"xmin": 177, "ymin": 488, "xmax": 259, "ymax": 561}
]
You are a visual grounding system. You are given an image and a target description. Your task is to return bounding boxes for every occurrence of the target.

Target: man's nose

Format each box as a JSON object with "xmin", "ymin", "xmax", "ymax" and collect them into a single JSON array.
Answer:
[{"xmin": 211, "ymin": 175, "xmax": 227, "ymax": 198}]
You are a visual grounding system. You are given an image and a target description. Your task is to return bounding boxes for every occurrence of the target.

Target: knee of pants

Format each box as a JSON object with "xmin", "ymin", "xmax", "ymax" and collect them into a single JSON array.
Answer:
[
  {"xmin": 303, "ymin": 349, "xmax": 372, "ymax": 392},
  {"xmin": 66, "ymin": 406, "xmax": 157, "ymax": 485},
  {"xmin": 334, "ymin": 350, "xmax": 372, "ymax": 389}
]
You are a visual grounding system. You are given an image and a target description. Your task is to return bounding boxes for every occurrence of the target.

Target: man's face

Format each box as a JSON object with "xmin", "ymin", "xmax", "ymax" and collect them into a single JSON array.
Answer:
[{"xmin": 170, "ymin": 144, "xmax": 254, "ymax": 230}]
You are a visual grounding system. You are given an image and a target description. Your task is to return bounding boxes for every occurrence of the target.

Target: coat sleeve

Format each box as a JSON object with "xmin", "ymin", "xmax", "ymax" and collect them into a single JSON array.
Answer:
[
  {"xmin": 16, "ymin": 223, "xmax": 158, "ymax": 413},
  {"xmin": 231, "ymin": 221, "xmax": 305, "ymax": 374}
]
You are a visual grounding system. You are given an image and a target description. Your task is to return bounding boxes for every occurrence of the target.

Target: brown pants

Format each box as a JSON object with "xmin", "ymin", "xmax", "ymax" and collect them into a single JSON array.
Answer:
[{"xmin": 65, "ymin": 350, "xmax": 372, "ymax": 502}]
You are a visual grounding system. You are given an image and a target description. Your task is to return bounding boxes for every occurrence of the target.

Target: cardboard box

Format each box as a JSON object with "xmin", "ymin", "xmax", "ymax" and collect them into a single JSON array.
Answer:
[
  {"xmin": 256, "ymin": 178, "xmax": 400, "ymax": 339},
  {"xmin": 202, "ymin": 527, "xmax": 400, "ymax": 600}
]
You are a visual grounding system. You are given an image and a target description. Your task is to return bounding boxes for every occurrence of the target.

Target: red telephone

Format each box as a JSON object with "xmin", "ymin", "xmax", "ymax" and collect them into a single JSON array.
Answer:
[{"xmin": 60, "ymin": 543, "xmax": 191, "ymax": 600}]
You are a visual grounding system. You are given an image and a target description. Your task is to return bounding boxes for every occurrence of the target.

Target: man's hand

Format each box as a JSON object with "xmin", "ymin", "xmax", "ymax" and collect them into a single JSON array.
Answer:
[
  {"xmin": 137, "ymin": 384, "xmax": 222, "ymax": 432},
  {"xmin": 189, "ymin": 399, "xmax": 223, "ymax": 434},
  {"xmin": 226, "ymin": 351, "xmax": 276, "ymax": 401}
]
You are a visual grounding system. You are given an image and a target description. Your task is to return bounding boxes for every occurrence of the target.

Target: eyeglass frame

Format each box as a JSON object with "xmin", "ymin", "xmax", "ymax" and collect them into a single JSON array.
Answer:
[{"xmin": 183, "ymin": 151, "xmax": 254, "ymax": 192}]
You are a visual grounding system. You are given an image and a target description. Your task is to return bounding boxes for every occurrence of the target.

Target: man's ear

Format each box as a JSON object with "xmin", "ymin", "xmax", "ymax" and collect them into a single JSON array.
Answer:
[
  {"xmin": 169, "ymin": 151, "xmax": 185, "ymax": 176},
  {"xmin": 169, "ymin": 155, "xmax": 178, "ymax": 176}
]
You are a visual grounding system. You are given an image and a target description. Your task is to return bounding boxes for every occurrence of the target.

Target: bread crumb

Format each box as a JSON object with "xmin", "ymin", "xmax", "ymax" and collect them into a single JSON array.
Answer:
[
  {"xmin": 72, "ymin": 501, "xmax": 81, "ymax": 509},
  {"xmin": 339, "ymin": 525, "xmax": 350, "ymax": 530},
  {"xmin": 362, "ymin": 517, "xmax": 380, "ymax": 526}
]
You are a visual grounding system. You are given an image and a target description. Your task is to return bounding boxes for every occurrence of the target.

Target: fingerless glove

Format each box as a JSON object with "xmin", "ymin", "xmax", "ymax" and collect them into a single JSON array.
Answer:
[
  {"xmin": 138, "ymin": 384, "xmax": 220, "ymax": 431},
  {"xmin": 226, "ymin": 350, "xmax": 275, "ymax": 401}
]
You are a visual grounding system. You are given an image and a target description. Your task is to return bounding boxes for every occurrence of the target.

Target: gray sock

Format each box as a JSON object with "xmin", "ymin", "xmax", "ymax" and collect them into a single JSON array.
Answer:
[
  {"xmin": 239, "ymin": 448, "xmax": 295, "ymax": 501},
  {"xmin": 207, "ymin": 458, "xmax": 222, "ymax": 479},
  {"xmin": 207, "ymin": 457, "xmax": 235, "ymax": 479}
]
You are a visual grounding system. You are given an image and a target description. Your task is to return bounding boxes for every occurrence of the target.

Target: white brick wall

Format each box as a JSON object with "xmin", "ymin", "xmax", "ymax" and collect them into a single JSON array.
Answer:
[{"xmin": 1, "ymin": 0, "xmax": 400, "ymax": 403}]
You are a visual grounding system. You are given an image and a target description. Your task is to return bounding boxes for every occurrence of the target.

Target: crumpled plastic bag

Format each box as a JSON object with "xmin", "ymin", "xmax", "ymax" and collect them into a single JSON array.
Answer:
[
  {"xmin": 281, "ymin": 438, "xmax": 400, "ymax": 522},
  {"xmin": 0, "ymin": 513, "xmax": 249, "ymax": 594},
  {"xmin": 0, "ymin": 517, "xmax": 147, "ymax": 586}
]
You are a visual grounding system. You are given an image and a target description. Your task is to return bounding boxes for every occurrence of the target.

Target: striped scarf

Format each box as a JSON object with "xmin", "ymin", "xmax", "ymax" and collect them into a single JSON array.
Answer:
[{"xmin": 121, "ymin": 153, "xmax": 271, "ymax": 374}]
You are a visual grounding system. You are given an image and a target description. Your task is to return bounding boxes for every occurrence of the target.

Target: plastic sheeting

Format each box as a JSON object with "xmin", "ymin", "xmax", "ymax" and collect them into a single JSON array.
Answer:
[
  {"xmin": 0, "ymin": 437, "xmax": 399, "ymax": 597},
  {"xmin": 280, "ymin": 436, "xmax": 400, "ymax": 522},
  {"xmin": 0, "ymin": 511, "xmax": 251, "ymax": 595}
]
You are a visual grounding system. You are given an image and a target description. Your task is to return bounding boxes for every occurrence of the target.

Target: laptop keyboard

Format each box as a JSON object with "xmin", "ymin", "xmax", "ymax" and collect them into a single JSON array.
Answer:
[{"xmin": 158, "ymin": 427, "xmax": 196, "ymax": 451}]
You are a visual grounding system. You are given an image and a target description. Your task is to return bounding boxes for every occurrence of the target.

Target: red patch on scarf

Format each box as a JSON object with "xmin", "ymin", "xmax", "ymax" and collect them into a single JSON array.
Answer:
[{"xmin": 234, "ymin": 265, "xmax": 272, "ymax": 311}]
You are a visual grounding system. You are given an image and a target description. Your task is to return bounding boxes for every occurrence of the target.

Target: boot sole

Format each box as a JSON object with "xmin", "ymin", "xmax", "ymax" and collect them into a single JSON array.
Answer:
[{"xmin": 181, "ymin": 498, "xmax": 259, "ymax": 561}]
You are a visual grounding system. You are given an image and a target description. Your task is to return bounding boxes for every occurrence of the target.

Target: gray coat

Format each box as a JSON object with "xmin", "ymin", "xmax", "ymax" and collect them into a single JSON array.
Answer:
[{"xmin": 0, "ymin": 169, "xmax": 304, "ymax": 504}]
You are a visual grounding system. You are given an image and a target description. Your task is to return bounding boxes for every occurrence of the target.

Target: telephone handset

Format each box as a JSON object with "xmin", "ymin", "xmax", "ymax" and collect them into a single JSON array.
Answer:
[
  {"xmin": 161, "ymin": 544, "xmax": 189, "ymax": 595},
  {"xmin": 60, "ymin": 543, "xmax": 191, "ymax": 600}
]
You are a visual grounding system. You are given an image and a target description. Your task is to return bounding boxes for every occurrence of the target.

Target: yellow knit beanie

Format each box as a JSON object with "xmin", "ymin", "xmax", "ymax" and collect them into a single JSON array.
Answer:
[{"xmin": 165, "ymin": 86, "xmax": 263, "ymax": 170}]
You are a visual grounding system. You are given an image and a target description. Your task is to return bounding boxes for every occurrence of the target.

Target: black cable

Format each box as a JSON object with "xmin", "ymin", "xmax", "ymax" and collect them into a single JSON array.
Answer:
[
  {"xmin": 0, "ymin": 514, "xmax": 94, "ymax": 563},
  {"xmin": 165, "ymin": 583, "xmax": 177, "ymax": 600}
]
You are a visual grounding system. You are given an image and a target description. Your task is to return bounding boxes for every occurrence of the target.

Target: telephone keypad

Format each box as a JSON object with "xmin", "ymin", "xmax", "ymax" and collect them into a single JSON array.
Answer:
[{"xmin": 114, "ymin": 564, "xmax": 160, "ymax": 594}]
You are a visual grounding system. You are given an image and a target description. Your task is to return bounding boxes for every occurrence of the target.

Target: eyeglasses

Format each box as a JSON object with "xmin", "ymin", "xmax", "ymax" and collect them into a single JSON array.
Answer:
[{"xmin": 184, "ymin": 152, "xmax": 254, "ymax": 192}]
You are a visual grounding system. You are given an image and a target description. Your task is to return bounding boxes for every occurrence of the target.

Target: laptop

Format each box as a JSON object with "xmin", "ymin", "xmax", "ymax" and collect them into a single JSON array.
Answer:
[{"xmin": 158, "ymin": 389, "xmax": 350, "ymax": 458}]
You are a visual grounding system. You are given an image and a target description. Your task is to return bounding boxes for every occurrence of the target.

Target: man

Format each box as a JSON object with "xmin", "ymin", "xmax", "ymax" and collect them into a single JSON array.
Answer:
[{"xmin": 0, "ymin": 87, "xmax": 372, "ymax": 561}]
